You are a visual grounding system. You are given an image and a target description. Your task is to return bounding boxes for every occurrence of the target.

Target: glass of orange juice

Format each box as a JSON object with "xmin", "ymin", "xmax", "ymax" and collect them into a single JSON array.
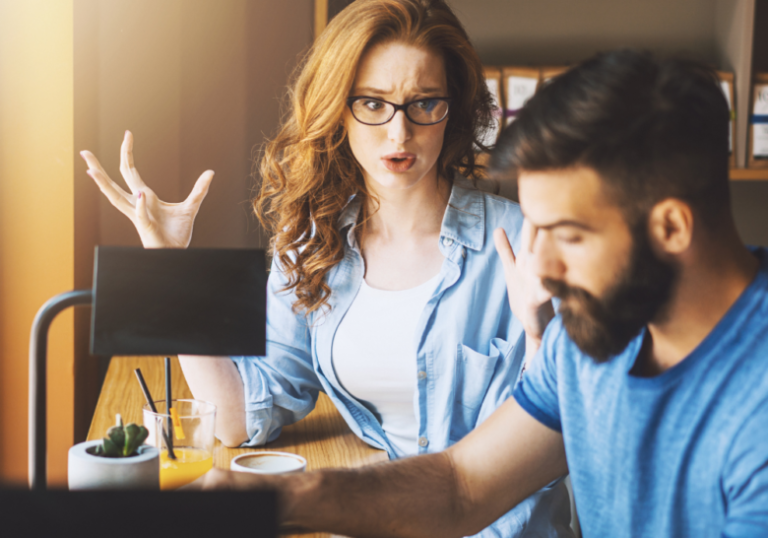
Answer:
[{"xmin": 142, "ymin": 399, "xmax": 216, "ymax": 490}]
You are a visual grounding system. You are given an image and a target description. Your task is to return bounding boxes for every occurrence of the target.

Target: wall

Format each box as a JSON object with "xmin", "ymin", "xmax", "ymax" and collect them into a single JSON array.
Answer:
[
  {"xmin": 0, "ymin": 0, "xmax": 76, "ymax": 486},
  {"xmin": 87, "ymin": 0, "xmax": 313, "ymax": 251}
]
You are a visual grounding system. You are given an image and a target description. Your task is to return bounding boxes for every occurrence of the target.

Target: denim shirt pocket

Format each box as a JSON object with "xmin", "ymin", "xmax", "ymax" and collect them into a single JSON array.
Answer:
[{"xmin": 449, "ymin": 343, "xmax": 500, "ymax": 442}]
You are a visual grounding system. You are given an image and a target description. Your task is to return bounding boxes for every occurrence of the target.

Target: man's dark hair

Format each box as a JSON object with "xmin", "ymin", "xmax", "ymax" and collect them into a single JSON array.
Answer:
[{"xmin": 490, "ymin": 49, "xmax": 732, "ymax": 228}]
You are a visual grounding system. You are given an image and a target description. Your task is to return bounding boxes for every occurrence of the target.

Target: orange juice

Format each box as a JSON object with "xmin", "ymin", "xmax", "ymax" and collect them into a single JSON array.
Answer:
[{"xmin": 159, "ymin": 447, "xmax": 213, "ymax": 490}]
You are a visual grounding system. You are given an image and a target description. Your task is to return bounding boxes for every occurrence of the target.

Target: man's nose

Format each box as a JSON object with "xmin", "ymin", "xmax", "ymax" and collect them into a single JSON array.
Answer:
[
  {"xmin": 387, "ymin": 110, "xmax": 412, "ymax": 145},
  {"xmin": 530, "ymin": 231, "xmax": 566, "ymax": 282}
]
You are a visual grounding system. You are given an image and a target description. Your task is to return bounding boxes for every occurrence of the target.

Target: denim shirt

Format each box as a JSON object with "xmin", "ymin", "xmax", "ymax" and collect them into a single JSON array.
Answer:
[{"xmin": 232, "ymin": 182, "xmax": 572, "ymax": 537}]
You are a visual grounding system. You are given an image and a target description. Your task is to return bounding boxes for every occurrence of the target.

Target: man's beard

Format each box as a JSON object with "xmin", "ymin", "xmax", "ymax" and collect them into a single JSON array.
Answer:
[{"xmin": 543, "ymin": 225, "xmax": 678, "ymax": 363}]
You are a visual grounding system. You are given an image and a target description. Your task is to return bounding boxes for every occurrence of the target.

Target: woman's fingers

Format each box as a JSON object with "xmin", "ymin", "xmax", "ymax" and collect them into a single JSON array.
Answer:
[
  {"xmin": 493, "ymin": 227, "xmax": 517, "ymax": 269},
  {"xmin": 119, "ymin": 130, "xmax": 148, "ymax": 193},
  {"xmin": 81, "ymin": 151, "xmax": 135, "ymax": 216},
  {"xmin": 134, "ymin": 191, "xmax": 152, "ymax": 229},
  {"xmin": 184, "ymin": 170, "xmax": 215, "ymax": 208},
  {"xmin": 81, "ymin": 149, "xmax": 123, "ymax": 189}
]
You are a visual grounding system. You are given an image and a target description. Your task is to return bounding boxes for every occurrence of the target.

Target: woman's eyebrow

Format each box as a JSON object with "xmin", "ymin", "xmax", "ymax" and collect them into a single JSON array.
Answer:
[{"xmin": 352, "ymin": 86, "xmax": 445, "ymax": 96}]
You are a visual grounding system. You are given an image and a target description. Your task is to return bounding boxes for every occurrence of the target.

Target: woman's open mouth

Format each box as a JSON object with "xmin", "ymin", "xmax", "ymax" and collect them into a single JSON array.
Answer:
[{"xmin": 382, "ymin": 152, "xmax": 416, "ymax": 172}]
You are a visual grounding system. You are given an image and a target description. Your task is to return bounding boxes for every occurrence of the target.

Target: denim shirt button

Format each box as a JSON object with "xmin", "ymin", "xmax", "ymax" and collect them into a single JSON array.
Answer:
[
  {"xmin": 418, "ymin": 436, "xmax": 429, "ymax": 447},
  {"xmin": 418, "ymin": 370, "xmax": 427, "ymax": 380},
  {"xmin": 441, "ymin": 237, "xmax": 454, "ymax": 247}
]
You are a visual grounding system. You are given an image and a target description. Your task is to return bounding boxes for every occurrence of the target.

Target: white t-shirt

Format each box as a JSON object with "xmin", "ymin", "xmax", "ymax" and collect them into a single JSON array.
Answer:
[{"xmin": 332, "ymin": 273, "xmax": 440, "ymax": 457}]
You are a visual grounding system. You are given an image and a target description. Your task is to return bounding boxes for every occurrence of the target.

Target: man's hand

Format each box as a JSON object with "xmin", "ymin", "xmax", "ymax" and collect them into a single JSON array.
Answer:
[
  {"xmin": 494, "ymin": 221, "xmax": 555, "ymax": 360},
  {"xmin": 184, "ymin": 467, "xmax": 268, "ymax": 491}
]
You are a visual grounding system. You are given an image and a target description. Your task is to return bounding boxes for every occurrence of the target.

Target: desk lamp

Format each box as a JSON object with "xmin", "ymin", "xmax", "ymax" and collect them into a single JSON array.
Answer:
[{"xmin": 29, "ymin": 246, "xmax": 266, "ymax": 490}]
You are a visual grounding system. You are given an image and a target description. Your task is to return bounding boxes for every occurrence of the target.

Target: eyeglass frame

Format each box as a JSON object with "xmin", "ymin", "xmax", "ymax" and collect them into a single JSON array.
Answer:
[{"xmin": 346, "ymin": 96, "xmax": 452, "ymax": 126}]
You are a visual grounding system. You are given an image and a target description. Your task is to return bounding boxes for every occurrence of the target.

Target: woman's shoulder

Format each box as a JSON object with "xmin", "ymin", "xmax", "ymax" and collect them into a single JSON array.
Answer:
[{"xmin": 452, "ymin": 179, "xmax": 523, "ymax": 229}]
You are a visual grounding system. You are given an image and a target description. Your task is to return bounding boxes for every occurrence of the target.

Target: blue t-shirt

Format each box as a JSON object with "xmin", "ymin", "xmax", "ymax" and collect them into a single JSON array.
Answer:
[{"xmin": 514, "ymin": 248, "xmax": 768, "ymax": 538}]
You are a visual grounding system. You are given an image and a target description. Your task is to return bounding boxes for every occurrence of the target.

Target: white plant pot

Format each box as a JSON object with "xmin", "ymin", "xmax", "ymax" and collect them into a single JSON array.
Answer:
[{"xmin": 68, "ymin": 440, "xmax": 159, "ymax": 490}]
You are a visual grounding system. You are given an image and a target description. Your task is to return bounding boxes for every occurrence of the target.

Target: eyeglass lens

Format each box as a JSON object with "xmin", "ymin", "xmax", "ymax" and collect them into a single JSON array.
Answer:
[{"xmin": 350, "ymin": 98, "xmax": 449, "ymax": 125}]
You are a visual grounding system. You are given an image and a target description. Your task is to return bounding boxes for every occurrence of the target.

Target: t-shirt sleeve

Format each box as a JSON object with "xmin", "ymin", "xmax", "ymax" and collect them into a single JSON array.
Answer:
[
  {"xmin": 721, "ymin": 397, "xmax": 768, "ymax": 538},
  {"xmin": 512, "ymin": 317, "xmax": 564, "ymax": 432}
]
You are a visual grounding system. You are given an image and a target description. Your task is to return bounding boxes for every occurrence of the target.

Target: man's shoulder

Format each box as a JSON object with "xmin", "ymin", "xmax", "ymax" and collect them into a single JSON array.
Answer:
[
  {"xmin": 726, "ymin": 247, "xmax": 768, "ymax": 336},
  {"xmin": 751, "ymin": 246, "xmax": 768, "ymax": 297}
]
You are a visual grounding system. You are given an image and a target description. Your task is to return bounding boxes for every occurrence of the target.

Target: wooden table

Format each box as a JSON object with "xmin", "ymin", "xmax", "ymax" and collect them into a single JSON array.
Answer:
[{"xmin": 89, "ymin": 356, "xmax": 388, "ymax": 537}]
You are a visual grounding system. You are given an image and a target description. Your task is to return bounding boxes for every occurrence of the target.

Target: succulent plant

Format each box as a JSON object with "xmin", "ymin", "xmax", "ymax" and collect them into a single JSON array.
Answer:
[{"xmin": 93, "ymin": 414, "xmax": 149, "ymax": 458}]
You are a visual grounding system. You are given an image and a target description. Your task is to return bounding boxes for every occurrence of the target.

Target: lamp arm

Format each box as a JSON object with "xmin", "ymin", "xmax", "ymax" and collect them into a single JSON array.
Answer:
[{"xmin": 29, "ymin": 289, "xmax": 93, "ymax": 490}]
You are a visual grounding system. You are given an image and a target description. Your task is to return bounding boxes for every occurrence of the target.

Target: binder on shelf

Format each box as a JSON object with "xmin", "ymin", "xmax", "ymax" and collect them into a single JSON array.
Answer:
[
  {"xmin": 717, "ymin": 72, "xmax": 737, "ymax": 169},
  {"xmin": 538, "ymin": 66, "xmax": 570, "ymax": 89},
  {"xmin": 748, "ymin": 73, "xmax": 768, "ymax": 169},
  {"xmin": 502, "ymin": 67, "xmax": 539, "ymax": 127},
  {"xmin": 480, "ymin": 66, "xmax": 503, "ymax": 148}
]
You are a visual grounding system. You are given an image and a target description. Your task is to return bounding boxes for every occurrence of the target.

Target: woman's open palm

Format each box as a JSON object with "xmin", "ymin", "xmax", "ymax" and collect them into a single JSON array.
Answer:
[{"xmin": 80, "ymin": 131, "xmax": 214, "ymax": 249}]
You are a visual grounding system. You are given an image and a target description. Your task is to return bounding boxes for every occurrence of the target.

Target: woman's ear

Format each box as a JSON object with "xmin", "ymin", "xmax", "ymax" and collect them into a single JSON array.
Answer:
[{"xmin": 647, "ymin": 199, "xmax": 694, "ymax": 256}]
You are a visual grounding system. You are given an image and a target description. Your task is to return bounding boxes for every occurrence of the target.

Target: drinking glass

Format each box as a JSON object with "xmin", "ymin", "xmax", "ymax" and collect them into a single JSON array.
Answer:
[{"xmin": 142, "ymin": 399, "xmax": 216, "ymax": 490}]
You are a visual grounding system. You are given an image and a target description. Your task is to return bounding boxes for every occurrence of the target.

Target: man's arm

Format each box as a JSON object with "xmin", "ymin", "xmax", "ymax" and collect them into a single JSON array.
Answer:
[{"xmin": 198, "ymin": 397, "xmax": 566, "ymax": 538}]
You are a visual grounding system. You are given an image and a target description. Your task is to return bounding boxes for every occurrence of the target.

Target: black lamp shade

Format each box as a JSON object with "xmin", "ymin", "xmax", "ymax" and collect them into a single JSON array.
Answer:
[{"xmin": 90, "ymin": 247, "xmax": 267, "ymax": 356}]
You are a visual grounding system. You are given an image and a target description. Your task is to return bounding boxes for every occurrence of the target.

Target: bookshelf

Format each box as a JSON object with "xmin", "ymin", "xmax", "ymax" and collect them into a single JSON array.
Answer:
[{"xmin": 450, "ymin": 0, "xmax": 767, "ymax": 178}]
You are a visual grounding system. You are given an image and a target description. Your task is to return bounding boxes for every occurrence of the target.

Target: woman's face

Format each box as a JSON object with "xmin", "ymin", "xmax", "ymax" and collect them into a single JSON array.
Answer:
[{"xmin": 345, "ymin": 41, "xmax": 448, "ymax": 193}]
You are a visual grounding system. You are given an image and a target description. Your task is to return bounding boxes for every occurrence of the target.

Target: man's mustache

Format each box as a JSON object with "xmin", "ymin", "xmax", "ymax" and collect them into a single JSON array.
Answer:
[
  {"xmin": 541, "ymin": 277, "xmax": 609, "ymax": 320},
  {"xmin": 542, "ymin": 278, "xmax": 590, "ymax": 302}
]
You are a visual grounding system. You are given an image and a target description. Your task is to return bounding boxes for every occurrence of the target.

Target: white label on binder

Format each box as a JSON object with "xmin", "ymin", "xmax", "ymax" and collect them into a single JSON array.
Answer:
[
  {"xmin": 479, "ymin": 77, "xmax": 501, "ymax": 148},
  {"xmin": 720, "ymin": 81, "xmax": 733, "ymax": 154},
  {"xmin": 754, "ymin": 84, "xmax": 768, "ymax": 158},
  {"xmin": 505, "ymin": 76, "xmax": 538, "ymax": 127}
]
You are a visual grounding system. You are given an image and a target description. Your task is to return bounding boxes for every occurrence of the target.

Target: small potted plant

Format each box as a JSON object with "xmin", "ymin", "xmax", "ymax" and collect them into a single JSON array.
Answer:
[{"xmin": 68, "ymin": 414, "xmax": 159, "ymax": 490}]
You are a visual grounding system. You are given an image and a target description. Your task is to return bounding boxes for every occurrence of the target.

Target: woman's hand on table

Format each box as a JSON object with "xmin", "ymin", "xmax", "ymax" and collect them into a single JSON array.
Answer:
[
  {"xmin": 80, "ymin": 130, "xmax": 214, "ymax": 248},
  {"xmin": 494, "ymin": 221, "xmax": 555, "ymax": 360}
]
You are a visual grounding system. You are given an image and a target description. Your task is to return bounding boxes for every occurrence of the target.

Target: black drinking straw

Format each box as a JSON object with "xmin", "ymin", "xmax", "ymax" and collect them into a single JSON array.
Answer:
[
  {"xmin": 133, "ymin": 367, "xmax": 176, "ymax": 460},
  {"xmin": 164, "ymin": 357, "xmax": 174, "ymax": 456}
]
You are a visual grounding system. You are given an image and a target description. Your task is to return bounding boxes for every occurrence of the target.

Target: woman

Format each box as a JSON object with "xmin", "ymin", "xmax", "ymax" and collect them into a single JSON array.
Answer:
[{"xmin": 82, "ymin": 0, "xmax": 571, "ymax": 535}]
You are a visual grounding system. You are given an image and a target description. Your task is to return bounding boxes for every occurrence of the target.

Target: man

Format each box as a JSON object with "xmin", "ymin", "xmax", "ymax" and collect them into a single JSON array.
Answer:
[{"xmin": 198, "ymin": 50, "xmax": 768, "ymax": 537}]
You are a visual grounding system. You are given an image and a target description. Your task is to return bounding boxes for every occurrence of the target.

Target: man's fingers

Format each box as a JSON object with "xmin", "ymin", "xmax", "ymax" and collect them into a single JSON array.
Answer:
[
  {"xmin": 119, "ymin": 130, "xmax": 147, "ymax": 193},
  {"xmin": 520, "ymin": 218, "xmax": 536, "ymax": 254},
  {"xmin": 493, "ymin": 227, "xmax": 517, "ymax": 269},
  {"xmin": 184, "ymin": 170, "xmax": 215, "ymax": 207}
]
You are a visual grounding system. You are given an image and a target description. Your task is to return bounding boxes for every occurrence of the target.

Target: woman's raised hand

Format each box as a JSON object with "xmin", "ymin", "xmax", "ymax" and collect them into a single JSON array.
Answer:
[{"xmin": 80, "ymin": 131, "xmax": 214, "ymax": 249}]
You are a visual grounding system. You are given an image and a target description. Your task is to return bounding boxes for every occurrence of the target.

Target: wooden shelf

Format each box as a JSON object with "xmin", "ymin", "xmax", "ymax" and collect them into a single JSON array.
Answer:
[{"xmin": 730, "ymin": 168, "xmax": 768, "ymax": 181}]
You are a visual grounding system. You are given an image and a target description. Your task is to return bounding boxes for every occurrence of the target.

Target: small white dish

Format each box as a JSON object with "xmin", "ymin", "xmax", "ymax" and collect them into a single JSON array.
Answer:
[{"xmin": 231, "ymin": 451, "xmax": 307, "ymax": 474}]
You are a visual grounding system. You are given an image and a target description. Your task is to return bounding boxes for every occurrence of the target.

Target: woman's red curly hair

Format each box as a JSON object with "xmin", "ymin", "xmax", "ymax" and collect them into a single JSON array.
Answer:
[{"xmin": 254, "ymin": 0, "xmax": 494, "ymax": 315}]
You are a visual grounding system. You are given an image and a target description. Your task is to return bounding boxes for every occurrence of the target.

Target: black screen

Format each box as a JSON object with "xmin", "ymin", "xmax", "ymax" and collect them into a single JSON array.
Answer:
[{"xmin": 91, "ymin": 247, "xmax": 266, "ymax": 356}]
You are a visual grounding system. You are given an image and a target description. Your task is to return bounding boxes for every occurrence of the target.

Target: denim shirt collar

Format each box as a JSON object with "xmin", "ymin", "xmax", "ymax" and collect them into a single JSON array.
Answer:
[{"xmin": 336, "ymin": 180, "xmax": 486, "ymax": 252}]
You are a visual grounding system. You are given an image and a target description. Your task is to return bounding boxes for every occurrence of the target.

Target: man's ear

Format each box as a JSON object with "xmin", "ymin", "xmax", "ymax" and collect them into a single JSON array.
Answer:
[{"xmin": 647, "ymin": 199, "xmax": 694, "ymax": 256}]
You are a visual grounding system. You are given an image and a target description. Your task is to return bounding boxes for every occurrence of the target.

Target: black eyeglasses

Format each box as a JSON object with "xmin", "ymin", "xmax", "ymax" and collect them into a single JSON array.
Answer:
[{"xmin": 346, "ymin": 96, "xmax": 451, "ymax": 126}]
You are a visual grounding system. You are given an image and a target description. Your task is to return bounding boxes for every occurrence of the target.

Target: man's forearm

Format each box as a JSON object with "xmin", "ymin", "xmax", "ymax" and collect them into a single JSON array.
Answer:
[
  {"xmin": 280, "ymin": 452, "xmax": 477, "ymax": 538},
  {"xmin": 195, "ymin": 397, "xmax": 567, "ymax": 536}
]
